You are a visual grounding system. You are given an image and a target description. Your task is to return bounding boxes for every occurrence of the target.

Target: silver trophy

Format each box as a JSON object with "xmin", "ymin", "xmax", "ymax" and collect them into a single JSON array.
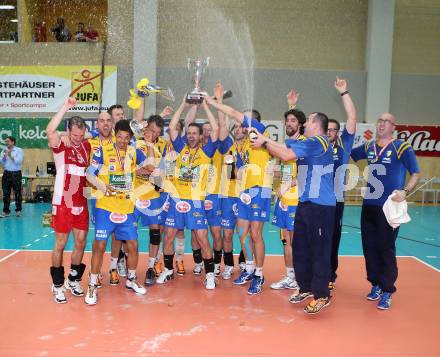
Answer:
[
  {"xmin": 186, "ymin": 57, "xmax": 210, "ymax": 104},
  {"xmin": 130, "ymin": 119, "xmax": 147, "ymax": 137}
]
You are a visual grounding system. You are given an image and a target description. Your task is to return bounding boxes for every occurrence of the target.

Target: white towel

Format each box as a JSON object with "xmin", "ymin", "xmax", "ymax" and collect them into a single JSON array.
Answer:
[{"xmin": 382, "ymin": 193, "xmax": 411, "ymax": 229}]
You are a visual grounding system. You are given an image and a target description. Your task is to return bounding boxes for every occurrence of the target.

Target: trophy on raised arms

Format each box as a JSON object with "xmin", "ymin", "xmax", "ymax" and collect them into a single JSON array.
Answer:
[{"xmin": 186, "ymin": 58, "xmax": 210, "ymax": 104}]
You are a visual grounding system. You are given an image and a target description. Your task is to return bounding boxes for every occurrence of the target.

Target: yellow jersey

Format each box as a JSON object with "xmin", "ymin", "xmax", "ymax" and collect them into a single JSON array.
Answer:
[
  {"xmin": 134, "ymin": 139, "xmax": 160, "ymax": 200},
  {"xmin": 206, "ymin": 148, "xmax": 223, "ymax": 195},
  {"xmin": 238, "ymin": 133, "xmax": 273, "ymax": 190},
  {"xmin": 279, "ymin": 134, "xmax": 305, "ymax": 206},
  {"xmin": 170, "ymin": 135, "xmax": 217, "ymax": 201},
  {"xmin": 91, "ymin": 144, "xmax": 145, "ymax": 214}
]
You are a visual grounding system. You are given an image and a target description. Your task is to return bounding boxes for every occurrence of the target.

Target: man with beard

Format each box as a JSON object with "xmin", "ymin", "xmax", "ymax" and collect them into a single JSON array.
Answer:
[{"xmin": 271, "ymin": 90, "xmax": 306, "ymax": 291}]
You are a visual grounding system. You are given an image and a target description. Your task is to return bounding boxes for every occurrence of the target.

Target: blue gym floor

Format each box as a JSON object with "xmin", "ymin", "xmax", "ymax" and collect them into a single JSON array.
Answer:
[{"xmin": 1, "ymin": 203, "xmax": 439, "ymax": 270}]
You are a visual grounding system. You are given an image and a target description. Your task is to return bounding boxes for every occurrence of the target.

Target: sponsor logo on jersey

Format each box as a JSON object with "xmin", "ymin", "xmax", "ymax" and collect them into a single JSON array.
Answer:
[
  {"xmin": 240, "ymin": 193, "xmax": 251, "ymax": 205},
  {"xmin": 279, "ymin": 201, "xmax": 288, "ymax": 212},
  {"xmin": 176, "ymin": 200, "xmax": 191, "ymax": 213},
  {"xmin": 135, "ymin": 199, "xmax": 151, "ymax": 209},
  {"xmin": 204, "ymin": 200, "xmax": 213, "ymax": 210},
  {"xmin": 109, "ymin": 213, "xmax": 128, "ymax": 223}
]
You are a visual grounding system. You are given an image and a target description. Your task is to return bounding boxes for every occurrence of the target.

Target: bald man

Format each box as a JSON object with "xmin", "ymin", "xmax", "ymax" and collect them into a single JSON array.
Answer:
[{"xmin": 351, "ymin": 112, "xmax": 420, "ymax": 310}]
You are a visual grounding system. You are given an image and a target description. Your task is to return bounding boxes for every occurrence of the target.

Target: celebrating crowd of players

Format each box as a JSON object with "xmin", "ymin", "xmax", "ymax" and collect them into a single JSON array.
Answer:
[{"xmin": 46, "ymin": 77, "xmax": 420, "ymax": 314}]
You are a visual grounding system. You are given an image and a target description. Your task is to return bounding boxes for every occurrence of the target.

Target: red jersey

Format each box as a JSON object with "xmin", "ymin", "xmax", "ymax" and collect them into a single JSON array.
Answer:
[{"xmin": 52, "ymin": 140, "xmax": 91, "ymax": 208}]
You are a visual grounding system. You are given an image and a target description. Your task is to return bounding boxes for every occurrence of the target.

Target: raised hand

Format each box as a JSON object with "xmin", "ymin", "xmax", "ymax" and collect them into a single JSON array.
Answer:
[
  {"xmin": 160, "ymin": 105, "xmax": 174, "ymax": 118},
  {"xmin": 287, "ymin": 89, "xmax": 299, "ymax": 107},
  {"xmin": 64, "ymin": 97, "xmax": 77, "ymax": 110},
  {"xmin": 213, "ymin": 82, "xmax": 224, "ymax": 102},
  {"xmin": 334, "ymin": 76, "xmax": 347, "ymax": 93}
]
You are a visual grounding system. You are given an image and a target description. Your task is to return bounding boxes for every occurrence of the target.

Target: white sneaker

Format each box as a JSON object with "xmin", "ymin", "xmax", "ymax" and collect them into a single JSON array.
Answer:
[
  {"xmin": 52, "ymin": 285, "xmax": 67, "ymax": 304},
  {"xmin": 193, "ymin": 263, "xmax": 204, "ymax": 275},
  {"xmin": 117, "ymin": 255, "xmax": 128, "ymax": 277},
  {"xmin": 85, "ymin": 284, "xmax": 97, "ymax": 305},
  {"xmin": 222, "ymin": 265, "xmax": 234, "ymax": 280},
  {"xmin": 214, "ymin": 263, "xmax": 221, "ymax": 277},
  {"xmin": 156, "ymin": 268, "xmax": 174, "ymax": 284},
  {"xmin": 238, "ymin": 262, "xmax": 246, "ymax": 272},
  {"xmin": 204, "ymin": 272, "xmax": 217, "ymax": 290},
  {"xmin": 270, "ymin": 275, "xmax": 299, "ymax": 290},
  {"xmin": 126, "ymin": 278, "xmax": 147, "ymax": 295},
  {"xmin": 64, "ymin": 279, "xmax": 84, "ymax": 296}
]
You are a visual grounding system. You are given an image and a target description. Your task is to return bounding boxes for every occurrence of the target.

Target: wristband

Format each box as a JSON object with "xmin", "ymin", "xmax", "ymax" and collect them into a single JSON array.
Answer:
[
  {"xmin": 340, "ymin": 91, "xmax": 349, "ymax": 97},
  {"xmin": 403, "ymin": 188, "xmax": 410, "ymax": 194}
]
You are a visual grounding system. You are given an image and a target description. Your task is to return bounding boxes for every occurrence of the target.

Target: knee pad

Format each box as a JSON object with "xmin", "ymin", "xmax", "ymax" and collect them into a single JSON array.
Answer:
[{"xmin": 150, "ymin": 229, "xmax": 161, "ymax": 246}]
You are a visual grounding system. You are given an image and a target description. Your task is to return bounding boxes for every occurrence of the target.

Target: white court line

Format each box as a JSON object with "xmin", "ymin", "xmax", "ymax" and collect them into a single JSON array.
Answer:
[
  {"xmin": 411, "ymin": 256, "xmax": 440, "ymax": 273},
  {"xmin": 0, "ymin": 250, "xmax": 20, "ymax": 263}
]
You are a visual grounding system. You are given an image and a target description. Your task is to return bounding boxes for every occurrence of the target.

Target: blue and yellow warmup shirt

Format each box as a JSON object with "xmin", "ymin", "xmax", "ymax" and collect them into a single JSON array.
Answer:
[
  {"xmin": 88, "ymin": 135, "xmax": 114, "ymax": 198},
  {"xmin": 170, "ymin": 135, "xmax": 217, "ymax": 201},
  {"xmin": 351, "ymin": 139, "xmax": 420, "ymax": 206},
  {"xmin": 88, "ymin": 144, "xmax": 146, "ymax": 213},
  {"xmin": 279, "ymin": 134, "xmax": 306, "ymax": 206},
  {"xmin": 237, "ymin": 116, "xmax": 273, "ymax": 190},
  {"xmin": 332, "ymin": 128, "xmax": 355, "ymax": 202},
  {"xmin": 286, "ymin": 135, "xmax": 336, "ymax": 206}
]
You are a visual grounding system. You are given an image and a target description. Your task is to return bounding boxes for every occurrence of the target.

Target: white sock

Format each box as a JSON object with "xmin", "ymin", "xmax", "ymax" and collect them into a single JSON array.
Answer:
[
  {"xmin": 90, "ymin": 273, "xmax": 98, "ymax": 285},
  {"xmin": 245, "ymin": 260, "xmax": 254, "ymax": 273},
  {"xmin": 128, "ymin": 269, "xmax": 136, "ymax": 280},
  {"xmin": 148, "ymin": 257, "xmax": 155, "ymax": 269},
  {"xmin": 110, "ymin": 257, "xmax": 118, "ymax": 270},
  {"xmin": 255, "ymin": 267, "xmax": 263, "ymax": 277},
  {"xmin": 286, "ymin": 267, "xmax": 295, "ymax": 278}
]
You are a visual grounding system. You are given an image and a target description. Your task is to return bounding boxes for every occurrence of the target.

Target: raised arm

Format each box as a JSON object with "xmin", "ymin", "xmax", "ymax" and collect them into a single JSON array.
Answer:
[
  {"xmin": 134, "ymin": 97, "xmax": 145, "ymax": 123},
  {"xmin": 213, "ymin": 82, "xmax": 227, "ymax": 140},
  {"xmin": 169, "ymin": 96, "xmax": 188, "ymax": 142},
  {"xmin": 202, "ymin": 99, "xmax": 219, "ymax": 142},
  {"xmin": 184, "ymin": 104, "xmax": 198, "ymax": 130},
  {"xmin": 204, "ymin": 95, "xmax": 244, "ymax": 125},
  {"xmin": 46, "ymin": 97, "xmax": 76, "ymax": 148},
  {"xmin": 335, "ymin": 76, "xmax": 356, "ymax": 135}
]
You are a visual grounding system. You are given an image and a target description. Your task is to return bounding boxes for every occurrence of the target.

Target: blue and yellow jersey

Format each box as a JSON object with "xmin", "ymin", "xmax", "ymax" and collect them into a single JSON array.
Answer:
[
  {"xmin": 286, "ymin": 135, "xmax": 336, "ymax": 206},
  {"xmin": 88, "ymin": 144, "xmax": 146, "ymax": 214},
  {"xmin": 170, "ymin": 135, "xmax": 217, "ymax": 201},
  {"xmin": 351, "ymin": 139, "xmax": 420, "ymax": 206},
  {"xmin": 87, "ymin": 135, "xmax": 115, "ymax": 197},
  {"xmin": 134, "ymin": 139, "xmax": 160, "ymax": 200},
  {"xmin": 206, "ymin": 148, "xmax": 223, "ymax": 195},
  {"xmin": 279, "ymin": 134, "xmax": 306, "ymax": 206},
  {"xmin": 236, "ymin": 116, "xmax": 273, "ymax": 190}
]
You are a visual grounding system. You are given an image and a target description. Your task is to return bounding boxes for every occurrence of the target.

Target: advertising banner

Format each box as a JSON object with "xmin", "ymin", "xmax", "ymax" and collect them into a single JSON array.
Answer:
[
  {"xmin": 0, "ymin": 66, "xmax": 117, "ymax": 113},
  {"xmin": 396, "ymin": 125, "xmax": 440, "ymax": 157}
]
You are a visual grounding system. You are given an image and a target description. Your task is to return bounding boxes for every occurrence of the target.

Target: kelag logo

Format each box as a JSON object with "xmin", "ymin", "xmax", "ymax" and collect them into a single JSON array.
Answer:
[{"xmin": 69, "ymin": 69, "xmax": 102, "ymax": 104}]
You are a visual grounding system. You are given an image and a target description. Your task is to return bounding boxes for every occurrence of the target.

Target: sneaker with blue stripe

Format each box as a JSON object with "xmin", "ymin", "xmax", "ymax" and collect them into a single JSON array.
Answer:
[
  {"xmin": 366, "ymin": 285, "xmax": 382, "ymax": 301},
  {"xmin": 377, "ymin": 292, "xmax": 392, "ymax": 310},
  {"xmin": 248, "ymin": 275, "xmax": 265, "ymax": 295},
  {"xmin": 233, "ymin": 270, "xmax": 255, "ymax": 286}
]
